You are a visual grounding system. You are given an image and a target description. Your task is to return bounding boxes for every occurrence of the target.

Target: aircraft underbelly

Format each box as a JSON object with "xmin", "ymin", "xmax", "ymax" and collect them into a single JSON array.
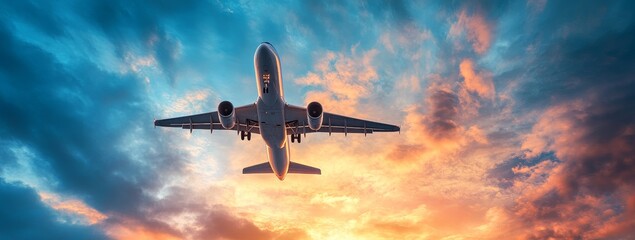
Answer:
[
  {"xmin": 266, "ymin": 142, "xmax": 290, "ymax": 180},
  {"xmin": 256, "ymin": 97, "xmax": 289, "ymax": 179}
]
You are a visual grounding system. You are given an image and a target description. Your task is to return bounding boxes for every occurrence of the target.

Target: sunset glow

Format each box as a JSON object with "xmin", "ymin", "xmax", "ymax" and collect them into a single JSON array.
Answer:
[{"xmin": 1, "ymin": 1, "xmax": 634, "ymax": 239}]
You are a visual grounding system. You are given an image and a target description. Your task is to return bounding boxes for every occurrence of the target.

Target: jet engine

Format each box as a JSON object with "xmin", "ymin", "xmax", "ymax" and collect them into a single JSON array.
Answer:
[
  {"xmin": 217, "ymin": 101, "xmax": 236, "ymax": 129},
  {"xmin": 306, "ymin": 101, "xmax": 323, "ymax": 130}
]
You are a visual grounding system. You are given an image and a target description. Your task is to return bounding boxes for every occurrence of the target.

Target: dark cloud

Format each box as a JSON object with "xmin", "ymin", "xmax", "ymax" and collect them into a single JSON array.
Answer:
[
  {"xmin": 487, "ymin": 151, "xmax": 558, "ymax": 189},
  {"xmin": 0, "ymin": 179, "xmax": 107, "ymax": 240},
  {"xmin": 68, "ymin": 0, "xmax": 257, "ymax": 85},
  {"xmin": 0, "ymin": 8, "xmax": 186, "ymax": 235},
  {"xmin": 196, "ymin": 206, "xmax": 273, "ymax": 240},
  {"xmin": 426, "ymin": 88, "xmax": 460, "ymax": 139},
  {"xmin": 196, "ymin": 207, "xmax": 310, "ymax": 240},
  {"xmin": 509, "ymin": 16, "xmax": 635, "ymax": 238},
  {"xmin": 143, "ymin": 186, "xmax": 309, "ymax": 240},
  {"xmin": 552, "ymin": 92, "xmax": 635, "ymax": 197},
  {"xmin": 513, "ymin": 2, "xmax": 635, "ymax": 109}
]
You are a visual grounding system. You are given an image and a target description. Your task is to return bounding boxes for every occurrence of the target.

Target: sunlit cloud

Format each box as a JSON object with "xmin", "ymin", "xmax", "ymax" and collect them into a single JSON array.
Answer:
[
  {"xmin": 2, "ymin": 1, "xmax": 634, "ymax": 239},
  {"xmin": 459, "ymin": 59, "xmax": 495, "ymax": 100},
  {"xmin": 296, "ymin": 48, "xmax": 379, "ymax": 115},
  {"xmin": 448, "ymin": 10, "xmax": 493, "ymax": 54},
  {"xmin": 39, "ymin": 192, "xmax": 108, "ymax": 225}
]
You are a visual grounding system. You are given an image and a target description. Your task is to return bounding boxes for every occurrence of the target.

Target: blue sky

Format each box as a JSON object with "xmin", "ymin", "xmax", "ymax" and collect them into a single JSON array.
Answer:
[{"xmin": 1, "ymin": 1, "xmax": 635, "ymax": 239}]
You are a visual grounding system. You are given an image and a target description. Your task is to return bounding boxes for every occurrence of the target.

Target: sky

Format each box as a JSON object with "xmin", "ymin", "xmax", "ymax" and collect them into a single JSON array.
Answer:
[{"xmin": 1, "ymin": 0, "xmax": 634, "ymax": 239}]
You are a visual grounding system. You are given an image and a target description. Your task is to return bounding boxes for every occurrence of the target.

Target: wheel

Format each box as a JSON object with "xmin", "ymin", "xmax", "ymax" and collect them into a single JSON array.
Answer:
[
  {"xmin": 247, "ymin": 132, "xmax": 251, "ymax": 141},
  {"xmin": 290, "ymin": 134, "xmax": 301, "ymax": 143}
]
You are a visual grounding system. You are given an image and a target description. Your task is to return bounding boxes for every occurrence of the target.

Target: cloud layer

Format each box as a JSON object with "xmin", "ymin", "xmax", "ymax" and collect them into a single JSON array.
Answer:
[{"xmin": 1, "ymin": 1, "xmax": 634, "ymax": 239}]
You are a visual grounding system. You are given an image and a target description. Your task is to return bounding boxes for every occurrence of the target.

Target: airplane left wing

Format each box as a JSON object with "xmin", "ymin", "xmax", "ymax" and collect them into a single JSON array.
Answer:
[
  {"xmin": 284, "ymin": 104, "xmax": 400, "ymax": 135},
  {"xmin": 154, "ymin": 103, "xmax": 260, "ymax": 134}
]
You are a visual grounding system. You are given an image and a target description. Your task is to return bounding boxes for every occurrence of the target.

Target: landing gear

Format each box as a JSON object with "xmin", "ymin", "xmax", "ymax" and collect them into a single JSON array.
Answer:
[
  {"xmin": 290, "ymin": 134, "xmax": 301, "ymax": 143},
  {"xmin": 240, "ymin": 131, "xmax": 251, "ymax": 141}
]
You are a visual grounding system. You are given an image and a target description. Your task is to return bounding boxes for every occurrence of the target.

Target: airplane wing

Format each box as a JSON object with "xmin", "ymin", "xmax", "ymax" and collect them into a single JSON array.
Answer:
[
  {"xmin": 284, "ymin": 104, "xmax": 400, "ymax": 135},
  {"xmin": 154, "ymin": 103, "xmax": 260, "ymax": 134}
]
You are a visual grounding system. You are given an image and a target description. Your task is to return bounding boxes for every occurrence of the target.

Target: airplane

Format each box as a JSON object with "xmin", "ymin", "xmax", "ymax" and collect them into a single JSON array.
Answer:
[{"xmin": 154, "ymin": 42, "xmax": 400, "ymax": 180}]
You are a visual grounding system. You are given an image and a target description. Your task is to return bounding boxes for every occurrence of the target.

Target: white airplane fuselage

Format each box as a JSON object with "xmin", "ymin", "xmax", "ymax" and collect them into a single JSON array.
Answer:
[{"xmin": 254, "ymin": 42, "xmax": 289, "ymax": 180}]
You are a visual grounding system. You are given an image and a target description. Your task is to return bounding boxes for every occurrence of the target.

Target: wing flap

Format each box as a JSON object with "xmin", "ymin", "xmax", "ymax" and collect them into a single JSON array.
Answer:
[
  {"xmin": 287, "ymin": 126, "xmax": 372, "ymax": 135},
  {"xmin": 184, "ymin": 123, "xmax": 261, "ymax": 134}
]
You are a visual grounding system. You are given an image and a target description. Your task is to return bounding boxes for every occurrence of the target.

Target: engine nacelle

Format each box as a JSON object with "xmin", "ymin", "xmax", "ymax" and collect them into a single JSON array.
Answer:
[
  {"xmin": 217, "ymin": 101, "xmax": 236, "ymax": 129},
  {"xmin": 306, "ymin": 101, "xmax": 323, "ymax": 130}
]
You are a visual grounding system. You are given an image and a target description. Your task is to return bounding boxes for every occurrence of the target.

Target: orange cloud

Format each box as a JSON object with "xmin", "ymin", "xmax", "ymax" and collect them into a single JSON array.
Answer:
[
  {"xmin": 105, "ymin": 218, "xmax": 181, "ymax": 240},
  {"xmin": 39, "ymin": 192, "xmax": 107, "ymax": 225},
  {"xmin": 459, "ymin": 59, "xmax": 495, "ymax": 99},
  {"xmin": 449, "ymin": 11, "xmax": 493, "ymax": 54},
  {"xmin": 509, "ymin": 98, "xmax": 635, "ymax": 239},
  {"xmin": 392, "ymin": 82, "xmax": 491, "ymax": 161},
  {"xmin": 295, "ymin": 48, "xmax": 379, "ymax": 115}
]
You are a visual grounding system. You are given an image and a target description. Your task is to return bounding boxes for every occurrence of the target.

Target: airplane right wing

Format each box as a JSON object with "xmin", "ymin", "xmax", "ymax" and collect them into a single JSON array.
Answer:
[{"xmin": 284, "ymin": 104, "xmax": 400, "ymax": 135}]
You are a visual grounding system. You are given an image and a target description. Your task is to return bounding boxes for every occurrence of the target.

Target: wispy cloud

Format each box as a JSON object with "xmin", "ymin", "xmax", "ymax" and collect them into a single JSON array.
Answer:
[
  {"xmin": 2, "ymin": 0, "xmax": 635, "ymax": 239},
  {"xmin": 449, "ymin": 10, "xmax": 493, "ymax": 54}
]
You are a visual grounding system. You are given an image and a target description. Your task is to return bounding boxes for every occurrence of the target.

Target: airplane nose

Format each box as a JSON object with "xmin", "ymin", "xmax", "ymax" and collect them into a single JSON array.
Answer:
[{"xmin": 255, "ymin": 45, "xmax": 272, "ymax": 62}]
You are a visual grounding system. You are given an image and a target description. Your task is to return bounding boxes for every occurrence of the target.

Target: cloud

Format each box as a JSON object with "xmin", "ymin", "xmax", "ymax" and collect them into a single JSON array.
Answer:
[
  {"xmin": 295, "ymin": 48, "xmax": 379, "ymax": 114},
  {"xmin": 424, "ymin": 86, "xmax": 461, "ymax": 140},
  {"xmin": 39, "ymin": 192, "xmax": 108, "ymax": 225},
  {"xmin": 194, "ymin": 206, "xmax": 274, "ymax": 240},
  {"xmin": 0, "ymin": 12, "xmax": 188, "ymax": 238},
  {"xmin": 390, "ymin": 80, "xmax": 494, "ymax": 163},
  {"xmin": 163, "ymin": 89, "xmax": 215, "ymax": 116},
  {"xmin": 459, "ymin": 59, "xmax": 495, "ymax": 99},
  {"xmin": 449, "ymin": 10, "xmax": 493, "ymax": 54},
  {"xmin": 2, "ymin": 0, "xmax": 635, "ymax": 239},
  {"xmin": 0, "ymin": 179, "xmax": 107, "ymax": 240},
  {"xmin": 494, "ymin": 15, "xmax": 635, "ymax": 238},
  {"xmin": 509, "ymin": 85, "xmax": 635, "ymax": 238}
]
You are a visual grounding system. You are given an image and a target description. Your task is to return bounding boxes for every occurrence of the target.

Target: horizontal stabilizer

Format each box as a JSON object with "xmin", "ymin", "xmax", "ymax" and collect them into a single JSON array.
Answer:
[
  {"xmin": 242, "ymin": 161, "xmax": 321, "ymax": 175},
  {"xmin": 242, "ymin": 162, "xmax": 273, "ymax": 174},
  {"xmin": 288, "ymin": 161, "xmax": 321, "ymax": 175}
]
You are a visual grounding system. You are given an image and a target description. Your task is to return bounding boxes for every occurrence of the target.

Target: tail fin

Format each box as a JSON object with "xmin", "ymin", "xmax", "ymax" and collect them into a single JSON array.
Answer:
[
  {"xmin": 242, "ymin": 161, "xmax": 321, "ymax": 175},
  {"xmin": 289, "ymin": 161, "xmax": 321, "ymax": 175}
]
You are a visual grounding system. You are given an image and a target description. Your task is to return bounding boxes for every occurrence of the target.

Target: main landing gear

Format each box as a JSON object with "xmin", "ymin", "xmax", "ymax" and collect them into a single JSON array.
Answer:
[
  {"xmin": 290, "ymin": 134, "xmax": 301, "ymax": 143},
  {"xmin": 240, "ymin": 131, "xmax": 251, "ymax": 141}
]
